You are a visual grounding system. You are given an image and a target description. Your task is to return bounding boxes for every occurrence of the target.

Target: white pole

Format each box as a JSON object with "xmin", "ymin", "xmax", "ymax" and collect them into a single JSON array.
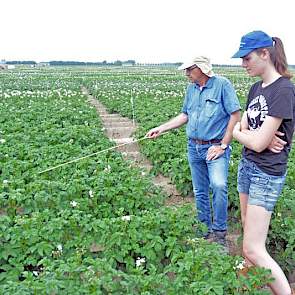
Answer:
[{"xmin": 131, "ymin": 88, "xmax": 135, "ymax": 126}]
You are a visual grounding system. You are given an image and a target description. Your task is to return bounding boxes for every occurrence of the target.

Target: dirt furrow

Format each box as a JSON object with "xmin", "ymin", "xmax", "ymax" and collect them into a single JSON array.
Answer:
[{"xmin": 83, "ymin": 88, "xmax": 190, "ymax": 206}]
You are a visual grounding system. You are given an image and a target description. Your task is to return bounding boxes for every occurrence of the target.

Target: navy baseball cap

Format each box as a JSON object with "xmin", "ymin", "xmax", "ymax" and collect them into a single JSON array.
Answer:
[{"xmin": 232, "ymin": 30, "xmax": 274, "ymax": 58}]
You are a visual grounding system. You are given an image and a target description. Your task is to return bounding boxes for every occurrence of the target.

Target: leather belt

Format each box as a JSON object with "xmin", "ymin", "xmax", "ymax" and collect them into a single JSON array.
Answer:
[{"xmin": 190, "ymin": 138, "xmax": 221, "ymax": 145}]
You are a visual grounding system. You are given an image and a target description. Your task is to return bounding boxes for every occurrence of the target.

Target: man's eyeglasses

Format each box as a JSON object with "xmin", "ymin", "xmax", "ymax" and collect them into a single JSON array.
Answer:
[{"xmin": 185, "ymin": 65, "xmax": 198, "ymax": 72}]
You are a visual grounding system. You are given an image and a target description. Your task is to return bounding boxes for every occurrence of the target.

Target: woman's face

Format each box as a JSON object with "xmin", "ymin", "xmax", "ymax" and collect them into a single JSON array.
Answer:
[{"xmin": 241, "ymin": 50, "xmax": 266, "ymax": 77}]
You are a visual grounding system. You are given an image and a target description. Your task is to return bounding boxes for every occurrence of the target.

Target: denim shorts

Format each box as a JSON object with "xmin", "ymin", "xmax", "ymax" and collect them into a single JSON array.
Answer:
[{"xmin": 237, "ymin": 158, "xmax": 286, "ymax": 212}]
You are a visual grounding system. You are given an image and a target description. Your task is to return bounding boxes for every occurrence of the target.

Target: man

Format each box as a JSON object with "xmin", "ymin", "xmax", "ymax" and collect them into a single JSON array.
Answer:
[{"xmin": 146, "ymin": 56, "xmax": 241, "ymax": 249}]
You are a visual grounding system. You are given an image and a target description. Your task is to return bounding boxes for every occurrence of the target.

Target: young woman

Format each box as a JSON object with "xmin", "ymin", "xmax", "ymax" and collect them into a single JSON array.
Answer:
[{"xmin": 232, "ymin": 30, "xmax": 295, "ymax": 295}]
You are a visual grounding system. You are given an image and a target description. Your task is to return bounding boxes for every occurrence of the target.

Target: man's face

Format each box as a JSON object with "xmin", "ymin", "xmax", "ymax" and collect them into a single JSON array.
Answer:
[{"xmin": 185, "ymin": 65, "xmax": 203, "ymax": 82}]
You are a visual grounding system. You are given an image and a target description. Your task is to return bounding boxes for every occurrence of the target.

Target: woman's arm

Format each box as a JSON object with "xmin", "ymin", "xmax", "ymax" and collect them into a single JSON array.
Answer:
[
  {"xmin": 240, "ymin": 111, "xmax": 249, "ymax": 131},
  {"xmin": 233, "ymin": 115, "xmax": 283, "ymax": 152}
]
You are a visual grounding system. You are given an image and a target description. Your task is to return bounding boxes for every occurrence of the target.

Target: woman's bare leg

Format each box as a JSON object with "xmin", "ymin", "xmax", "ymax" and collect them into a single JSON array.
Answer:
[{"xmin": 243, "ymin": 204, "xmax": 291, "ymax": 295}]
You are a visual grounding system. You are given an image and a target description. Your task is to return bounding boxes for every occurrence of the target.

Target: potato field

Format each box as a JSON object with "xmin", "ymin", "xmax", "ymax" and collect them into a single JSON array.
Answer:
[{"xmin": 0, "ymin": 66, "xmax": 294, "ymax": 294}]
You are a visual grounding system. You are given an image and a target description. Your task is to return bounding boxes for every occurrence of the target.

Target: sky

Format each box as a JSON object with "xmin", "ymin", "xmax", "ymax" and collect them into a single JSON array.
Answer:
[{"xmin": 1, "ymin": 0, "xmax": 295, "ymax": 65}]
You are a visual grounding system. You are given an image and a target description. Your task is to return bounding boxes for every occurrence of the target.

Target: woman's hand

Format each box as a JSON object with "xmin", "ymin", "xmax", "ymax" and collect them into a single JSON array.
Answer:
[{"xmin": 267, "ymin": 131, "xmax": 287, "ymax": 153}]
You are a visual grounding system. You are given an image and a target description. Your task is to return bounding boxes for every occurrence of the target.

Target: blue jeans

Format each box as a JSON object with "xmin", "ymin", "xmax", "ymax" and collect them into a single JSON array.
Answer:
[{"xmin": 187, "ymin": 139, "xmax": 231, "ymax": 232}]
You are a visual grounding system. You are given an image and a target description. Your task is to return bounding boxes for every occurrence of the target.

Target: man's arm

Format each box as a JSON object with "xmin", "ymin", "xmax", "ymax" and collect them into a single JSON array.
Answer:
[
  {"xmin": 146, "ymin": 113, "xmax": 188, "ymax": 139},
  {"xmin": 206, "ymin": 110, "xmax": 240, "ymax": 160},
  {"xmin": 221, "ymin": 110, "xmax": 241, "ymax": 146}
]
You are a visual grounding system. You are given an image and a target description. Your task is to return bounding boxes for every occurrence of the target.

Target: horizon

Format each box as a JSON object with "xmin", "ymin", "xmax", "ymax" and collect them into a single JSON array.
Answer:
[{"xmin": 2, "ymin": 60, "xmax": 295, "ymax": 68}]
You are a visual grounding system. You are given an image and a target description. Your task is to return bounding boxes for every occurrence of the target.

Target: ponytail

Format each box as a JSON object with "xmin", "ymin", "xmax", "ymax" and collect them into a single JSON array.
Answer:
[{"xmin": 268, "ymin": 37, "xmax": 293, "ymax": 79}]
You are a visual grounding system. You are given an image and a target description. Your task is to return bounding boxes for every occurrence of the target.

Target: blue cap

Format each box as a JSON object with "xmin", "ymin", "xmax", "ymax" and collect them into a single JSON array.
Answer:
[{"xmin": 232, "ymin": 30, "xmax": 273, "ymax": 58}]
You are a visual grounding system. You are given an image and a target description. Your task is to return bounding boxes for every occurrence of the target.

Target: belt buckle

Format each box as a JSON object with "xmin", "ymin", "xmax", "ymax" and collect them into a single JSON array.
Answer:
[
  {"xmin": 195, "ymin": 139, "xmax": 206, "ymax": 144},
  {"xmin": 198, "ymin": 139, "xmax": 220, "ymax": 145}
]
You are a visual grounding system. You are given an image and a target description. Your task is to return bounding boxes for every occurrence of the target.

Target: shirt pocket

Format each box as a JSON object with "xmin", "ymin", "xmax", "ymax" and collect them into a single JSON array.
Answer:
[
  {"xmin": 204, "ymin": 97, "xmax": 220, "ymax": 118},
  {"xmin": 186, "ymin": 99, "xmax": 195, "ymax": 114}
]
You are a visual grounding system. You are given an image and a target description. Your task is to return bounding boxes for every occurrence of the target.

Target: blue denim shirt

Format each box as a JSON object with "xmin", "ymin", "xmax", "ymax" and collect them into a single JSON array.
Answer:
[{"xmin": 182, "ymin": 76, "xmax": 240, "ymax": 140}]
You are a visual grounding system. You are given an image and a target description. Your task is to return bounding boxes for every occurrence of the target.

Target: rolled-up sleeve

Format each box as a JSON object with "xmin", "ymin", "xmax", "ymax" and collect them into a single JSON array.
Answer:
[
  {"xmin": 222, "ymin": 79, "xmax": 241, "ymax": 114},
  {"xmin": 181, "ymin": 85, "xmax": 191, "ymax": 114}
]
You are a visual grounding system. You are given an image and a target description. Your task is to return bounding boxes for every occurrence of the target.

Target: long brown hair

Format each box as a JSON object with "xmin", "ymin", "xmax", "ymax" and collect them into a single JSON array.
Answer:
[{"xmin": 257, "ymin": 37, "xmax": 293, "ymax": 79}]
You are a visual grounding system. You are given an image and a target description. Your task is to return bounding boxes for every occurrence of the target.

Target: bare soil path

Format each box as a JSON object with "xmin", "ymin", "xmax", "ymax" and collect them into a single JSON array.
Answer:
[{"xmin": 83, "ymin": 87, "xmax": 193, "ymax": 207}]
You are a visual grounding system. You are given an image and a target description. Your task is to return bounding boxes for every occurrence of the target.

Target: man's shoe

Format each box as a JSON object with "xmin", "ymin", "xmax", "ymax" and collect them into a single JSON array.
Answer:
[
  {"xmin": 204, "ymin": 231, "xmax": 214, "ymax": 240},
  {"xmin": 211, "ymin": 231, "xmax": 229, "ymax": 254},
  {"xmin": 195, "ymin": 229, "xmax": 213, "ymax": 239},
  {"xmin": 204, "ymin": 232, "xmax": 215, "ymax": 241}
]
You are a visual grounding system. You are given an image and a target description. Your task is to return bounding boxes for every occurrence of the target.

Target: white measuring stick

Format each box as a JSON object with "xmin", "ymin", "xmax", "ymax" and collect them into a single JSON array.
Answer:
[{"xmin": 38, "ymin": 132, "xmax": 168, "ymax": 174}]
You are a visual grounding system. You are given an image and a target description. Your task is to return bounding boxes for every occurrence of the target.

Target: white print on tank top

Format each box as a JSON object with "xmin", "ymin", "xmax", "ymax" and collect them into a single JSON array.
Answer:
[{"xmin": 247, "ymin": 95, "xmax": 269, "ymax": 130}]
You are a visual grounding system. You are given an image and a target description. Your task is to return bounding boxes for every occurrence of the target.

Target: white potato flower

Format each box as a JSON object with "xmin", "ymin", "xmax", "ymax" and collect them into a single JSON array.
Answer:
[
  {"xmin": 234, "ymin": 259, "xmax": 245, "ymax": 270},
  {"xmin": 70, "ymin": 200, "xmax": 78, "ymax": 207},
  {"xmin": 121, "ymin": 215, "xmax": 131, "ymax": 221},
  {"xmin": 136, "ymin": 257, "xmax": 145, "ymax": 267}
]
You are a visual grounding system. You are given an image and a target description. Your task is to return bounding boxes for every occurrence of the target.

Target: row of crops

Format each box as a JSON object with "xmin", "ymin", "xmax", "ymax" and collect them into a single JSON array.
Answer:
[{"xmin": 0, "ymin": 66, "xmax": 294, "ymax": 294}]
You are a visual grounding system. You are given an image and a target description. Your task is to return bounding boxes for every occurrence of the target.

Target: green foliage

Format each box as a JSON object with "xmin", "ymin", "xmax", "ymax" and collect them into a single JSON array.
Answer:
[
  {"xmin": 87, "ymin": 65, "xmax": 295, "ymax": 278},
  {"xmin": 1, "ymin": 66, "xmax": 293, "ymax": 294}
]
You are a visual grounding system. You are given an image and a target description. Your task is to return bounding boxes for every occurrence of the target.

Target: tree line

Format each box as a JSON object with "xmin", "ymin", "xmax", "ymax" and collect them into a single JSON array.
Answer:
[{"xmin": 5, "ymin": 60, "xmax": 136, "ymax": 66}]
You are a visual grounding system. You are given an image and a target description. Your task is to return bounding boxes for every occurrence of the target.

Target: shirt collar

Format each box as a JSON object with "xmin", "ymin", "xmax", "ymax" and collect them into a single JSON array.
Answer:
[{"xmin": 194, "ymin": 76, "xmax": 215, "ymax": 89}]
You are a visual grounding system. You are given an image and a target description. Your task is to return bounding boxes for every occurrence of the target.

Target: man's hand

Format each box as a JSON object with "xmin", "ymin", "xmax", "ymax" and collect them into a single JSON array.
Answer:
[
  {"xmin": 267, "ymin": 131, "xmax": 287, "ymax": 153},
  {"xmin": 145, "ymin": 127, "xmax": 163, "ymax": 139},
  {"xmin": 206, "ymin": 145, "xmax": 225, "ymax": 161}
]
